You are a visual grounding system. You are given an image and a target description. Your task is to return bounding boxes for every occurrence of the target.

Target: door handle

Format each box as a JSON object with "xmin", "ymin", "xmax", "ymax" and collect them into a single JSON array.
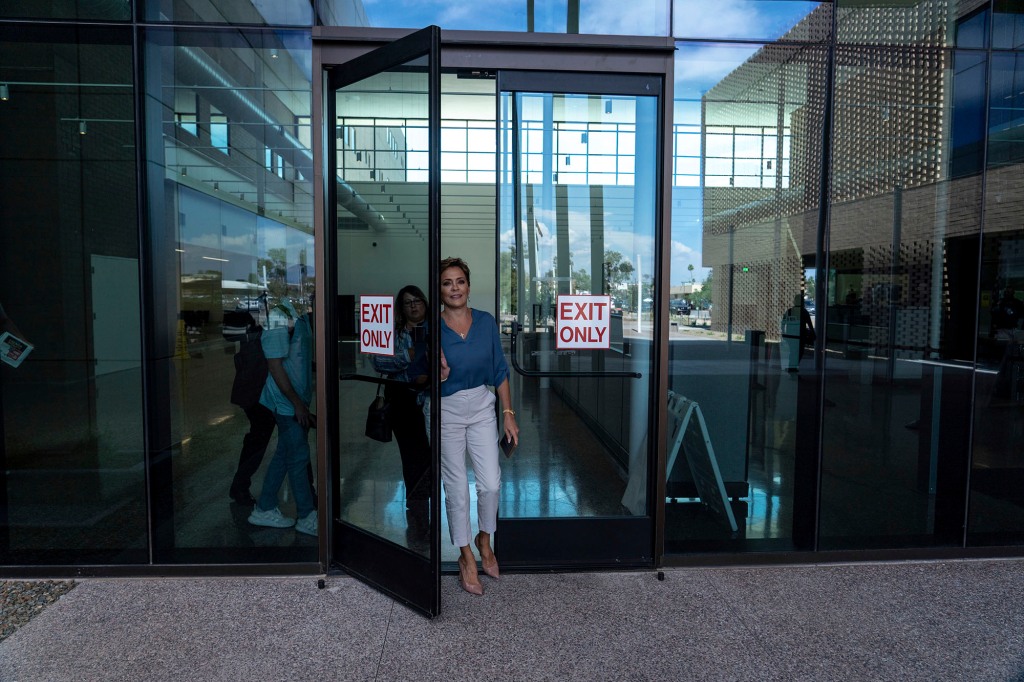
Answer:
[
  {"xmin": 508, "ymin": 321, "xmax": 641, "ymax": 378},
  {"xmin": 339, "ymin": 373, "xmax": 415, "ymax": 389}
]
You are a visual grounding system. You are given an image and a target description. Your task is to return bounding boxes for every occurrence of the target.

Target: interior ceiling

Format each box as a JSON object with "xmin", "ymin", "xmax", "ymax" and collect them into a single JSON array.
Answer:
[
  {"xmin": 336, "ymin": 73, "xmax": 498, "ymax": 239},
  {"xmin": 343, "ymin": 181, "xmax": 497, "ymax": 240}
]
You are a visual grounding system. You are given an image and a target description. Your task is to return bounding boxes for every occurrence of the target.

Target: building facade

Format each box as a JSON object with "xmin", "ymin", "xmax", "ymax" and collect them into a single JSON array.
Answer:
[{"xmin": 1, "ymin": 0, "xmax": 1022, "ymax": 611}]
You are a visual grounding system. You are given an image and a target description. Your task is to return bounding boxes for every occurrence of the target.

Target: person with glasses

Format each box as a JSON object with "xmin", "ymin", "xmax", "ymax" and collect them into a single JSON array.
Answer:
[{"xmin": 373, "ymin": 285, "xmax": 432, "ymax": 518}]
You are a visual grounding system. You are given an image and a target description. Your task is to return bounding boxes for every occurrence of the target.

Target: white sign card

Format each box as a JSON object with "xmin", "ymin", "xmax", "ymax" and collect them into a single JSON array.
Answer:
[
  {"xmin": 0, "ymin": 331, "xmax": 34, "ymax": 368},
  {"xmin": 359, "ymin": 295, "xmax": 394, "ymax": 356},
  {"xmin": 556, "ymin": 294, "xmax": 612, "ymax": 350}
]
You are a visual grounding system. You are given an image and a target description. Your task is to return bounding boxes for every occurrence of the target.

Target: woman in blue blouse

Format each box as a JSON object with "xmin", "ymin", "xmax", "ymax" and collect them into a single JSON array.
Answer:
[{"xmin": 439, "ymin": 257, "xmax": 518, "ymax": 596}]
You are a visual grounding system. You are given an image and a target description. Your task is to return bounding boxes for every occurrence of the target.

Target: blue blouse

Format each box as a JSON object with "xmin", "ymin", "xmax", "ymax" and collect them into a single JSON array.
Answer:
[{"xmin": 440, "ymin": 309, "xmax": 509, "ymax": 398}]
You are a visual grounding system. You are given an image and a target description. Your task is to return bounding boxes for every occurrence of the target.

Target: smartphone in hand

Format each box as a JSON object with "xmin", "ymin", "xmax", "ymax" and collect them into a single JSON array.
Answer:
[{"xmin": 499, "ymin": 434, "xmax": 517, "ymax": 458}]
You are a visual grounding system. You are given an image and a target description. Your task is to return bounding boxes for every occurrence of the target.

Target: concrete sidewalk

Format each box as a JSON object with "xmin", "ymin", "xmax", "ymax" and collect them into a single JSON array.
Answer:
[{"xmin": 2, "ymin": 559, "xmax": 1023, "ymax": 681}]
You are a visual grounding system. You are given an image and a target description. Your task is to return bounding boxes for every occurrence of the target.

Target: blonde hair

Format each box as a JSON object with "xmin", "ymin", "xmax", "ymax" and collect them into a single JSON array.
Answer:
[{"xmin": 440, "ymin": 257, "xmax": 470, "ymax": 286}]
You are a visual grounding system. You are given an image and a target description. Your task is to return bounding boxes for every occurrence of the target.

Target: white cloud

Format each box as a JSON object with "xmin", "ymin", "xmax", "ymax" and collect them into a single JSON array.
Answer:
[
  {"xmin": 672, "ymin": 240, "xmax": 694, "ymax": 257},
  {"xmin": 579, "ymin": 0, "xmax": 666, "ymax": 36},
  {"xmin": 675, "ymin": 43, "xmax": 761, "ymax": 98}
]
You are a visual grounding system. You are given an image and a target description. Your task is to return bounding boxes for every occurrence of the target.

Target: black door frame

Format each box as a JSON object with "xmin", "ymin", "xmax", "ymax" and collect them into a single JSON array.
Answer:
[{"xmin": 318, "ymin": 25, "xmax": 442, "ymax": 617}]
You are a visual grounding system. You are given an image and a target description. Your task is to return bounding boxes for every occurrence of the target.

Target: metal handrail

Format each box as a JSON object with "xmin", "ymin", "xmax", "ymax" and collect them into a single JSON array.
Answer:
[
  {"xmin": 339, "ymin": 373, "xmax": 418, "ymax": 389},
  {"xmin": 508, "ymin": 321, "xmax": 641, "ymax": 379}
]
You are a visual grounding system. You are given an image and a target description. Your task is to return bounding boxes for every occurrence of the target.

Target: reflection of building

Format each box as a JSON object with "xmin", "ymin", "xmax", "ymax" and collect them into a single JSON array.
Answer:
[
  {"xmin": 689, "ymin": 1, "xmax": 1024, "ymax": 551},
  {"xmin": 699, "ymin": 1, "xmax": 1020, "ymax": 365}
]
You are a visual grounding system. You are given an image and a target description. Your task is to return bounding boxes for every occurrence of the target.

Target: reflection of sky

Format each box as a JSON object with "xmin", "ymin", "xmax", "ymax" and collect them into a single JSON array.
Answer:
[
  {"xmin": 363, "ymin": 0, "xmax": 534, "ymax": 31},
  {"xmin": 360, "ymin": 0, "xmax": 813, "ymax": 38},
  {"xmin": 362, "ymin": 0, "xmax": 666, "ymax": 35},
  {"xmin": 178, "ymin": 186, "xmax": 313, "ymax": 288},
  {"xmin": 675, "ymin": 43, "xmax": 762, "ymax": 104},
  {"xmin": 670, "ymin": 43, "xmax": 769, "ymax": 284},
  {"xmin": 673, "ymin": 0, "xmax": 819, "ymax": 42}
]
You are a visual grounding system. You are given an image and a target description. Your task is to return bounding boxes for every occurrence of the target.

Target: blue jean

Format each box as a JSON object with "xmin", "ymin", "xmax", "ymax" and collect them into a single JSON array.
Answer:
[{"xmin": 256, "ymin": 411, "xmax": 314, "ymax": 519}]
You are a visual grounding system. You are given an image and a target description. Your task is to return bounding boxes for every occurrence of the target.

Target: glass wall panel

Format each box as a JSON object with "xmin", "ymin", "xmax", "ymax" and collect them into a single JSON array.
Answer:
[
  {"xmin": 498, "ymin": 86, "xmax": 658, "ymax": 524},
  {"xmin": 836, "ymin": 0, "xmax": 963, "ymax": 47},
  {"xmin": 0, "ymin": 1, "xmax": 129, "ymax": 21},
  {"xmin": 0, "ymin": 25, "xmax": 145, "ymax": 564},
  {"xmin": 317, "ymin": 0, "xmax": 669, "ymax": 35},
  {"xmin": 672, "ymin": 0, "xmax": 830, "ymax": 42},
  {"xmin": 666, "ymin": 41, "xmax": 827, "ymax": 553},
  {"xmin": 819, "ymin": 45, "xmax": 983, "ymax": 550},
  {"xmin": 142, "ymin": 0, "xmax": 312, "ymax": 25},
  {"xmin": 142, "ymin": 27, "xmax": 315, "ymax": 562},
  {"xmin": 968, "ymin": 48, "xmax": 1024, "ymax": 545},
  {"xmin": 994, "ymin": 0, "xmax": 1024, "ymax": 50}
]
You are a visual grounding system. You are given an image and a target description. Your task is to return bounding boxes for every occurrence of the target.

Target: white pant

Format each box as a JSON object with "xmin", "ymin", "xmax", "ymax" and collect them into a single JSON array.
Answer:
[{"xmin": 439, "ymin": 385, "xmax": 501, "ymax": 547}]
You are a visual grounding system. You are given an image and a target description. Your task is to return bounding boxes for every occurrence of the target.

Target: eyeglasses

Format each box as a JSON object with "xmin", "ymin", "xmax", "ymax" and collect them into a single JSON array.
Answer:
[{"xmin": 402, "ymin": 298, "xmax": 424, "ymax": 307}]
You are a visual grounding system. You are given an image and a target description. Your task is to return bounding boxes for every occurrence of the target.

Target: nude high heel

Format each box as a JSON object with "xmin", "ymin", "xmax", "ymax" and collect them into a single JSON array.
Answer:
[
  {"xmin": 458, "ymin": 555, "xmax": 484, "ymax": 596},
  {"xmin": 475, "ymin": 533, "xmax": 500, "ymax": 580}
]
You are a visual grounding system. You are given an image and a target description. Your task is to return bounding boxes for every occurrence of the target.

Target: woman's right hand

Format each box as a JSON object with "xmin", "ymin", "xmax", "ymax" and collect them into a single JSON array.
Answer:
[
  {"xmin": 503, "ymin": 411, "xmax": 519, "ymax": 445},
  {"xmin": 440, "ymin": 349, "xmax": 451, "ymax": 383}
]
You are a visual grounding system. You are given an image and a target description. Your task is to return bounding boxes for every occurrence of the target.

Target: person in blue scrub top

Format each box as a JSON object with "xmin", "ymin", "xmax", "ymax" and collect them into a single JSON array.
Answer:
[
  {"xmin": 247, "ymin": 297, "xmax": 317, "ymax": 537},
  {"xmin": 438, "ymin": 257, "xmax": 518, "ymax": 596}
]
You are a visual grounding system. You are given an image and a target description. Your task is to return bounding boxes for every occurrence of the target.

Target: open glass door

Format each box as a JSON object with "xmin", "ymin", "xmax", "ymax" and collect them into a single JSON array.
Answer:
[
  {"xmin": 325, "ymin": 27, "xmax": 440, "ymax": 616},
  {"xmin": 496, "ymin": 71, "xmax": 662, "ymax": 567}
]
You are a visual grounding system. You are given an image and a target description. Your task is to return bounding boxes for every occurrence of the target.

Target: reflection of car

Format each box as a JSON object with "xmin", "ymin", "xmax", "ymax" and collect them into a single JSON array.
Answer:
[
  {"xmin": 236, "ymin": 298, "xmax": 263, "ymax": 311},
  {"xmin": 669, "ymin": 299, "xmax": 691, "ymax": 315}
]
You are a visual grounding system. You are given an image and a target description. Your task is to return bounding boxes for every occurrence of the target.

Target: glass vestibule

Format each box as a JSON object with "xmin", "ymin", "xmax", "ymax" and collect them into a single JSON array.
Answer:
[{"xmin": 317, "ymin": 32, "xmax": 672, "ymax": 589}]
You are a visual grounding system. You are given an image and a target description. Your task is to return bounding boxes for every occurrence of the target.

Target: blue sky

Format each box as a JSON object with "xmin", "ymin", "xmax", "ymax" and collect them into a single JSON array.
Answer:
[{"xmin": 361, "ymin": 0, "xmax": 816, "ymax": 39}]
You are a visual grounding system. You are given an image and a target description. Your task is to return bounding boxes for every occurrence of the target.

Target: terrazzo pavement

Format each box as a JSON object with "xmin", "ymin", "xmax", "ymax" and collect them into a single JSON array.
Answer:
[{"xmin": 1, "ymin": 559, "xmax": 1023, "ymax": 681}]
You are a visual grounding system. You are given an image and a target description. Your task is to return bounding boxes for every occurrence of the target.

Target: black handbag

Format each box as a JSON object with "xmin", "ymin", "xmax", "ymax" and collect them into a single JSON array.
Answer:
[{"xmin": 365, "ymin": 382, "xmax": 392, "ymax": 442}]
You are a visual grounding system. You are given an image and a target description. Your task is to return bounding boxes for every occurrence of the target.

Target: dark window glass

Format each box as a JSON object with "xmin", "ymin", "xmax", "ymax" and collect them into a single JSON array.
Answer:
[
  {"xmin": 142, "ymin": 27, "xmax": 314, "ymax": 563},
  {"xmin": 968, "ymin": 49, "xmax": 1024, "ymax": 546},
  {"xmin": 986, "ymin": 52, "xmax": 1024, "ymax": 168},
  {"xmin": 994, "ymin": 0, "xmax": 1024, "ymax": 50},
  {"xmin": 949, "ymin": 51, "xmax": 988, "ymax": 178},
  {"xmin": 142, "ymin": 0, "xmax": 312, "ymax": 25},
  {"xmin": 0, "ymin": 25, "xmax": 145, "ymax": 564},
  {"xmin": 956, "ymin": 9, "xmax": 990, "ymax": 49},
  {"xmin": 820, "ymin": 46, "xmax": 979, "ymax": 550},
  {"xmin": 666, "ymin": 42, "xmax": 828, "ymax": 554},
  {"xmin": 0, "ymin": 0, "xmax": 129, "ymax": 20}
]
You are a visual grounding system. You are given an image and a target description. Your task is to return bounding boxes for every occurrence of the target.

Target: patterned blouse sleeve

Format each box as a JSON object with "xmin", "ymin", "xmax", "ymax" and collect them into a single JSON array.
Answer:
[{"xmin": 372, "ymin": 328, "xmax": 412, "ymax": 376}]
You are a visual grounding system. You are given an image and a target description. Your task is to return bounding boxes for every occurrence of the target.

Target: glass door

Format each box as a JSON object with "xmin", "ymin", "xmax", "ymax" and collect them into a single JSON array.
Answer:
[
  {"xmin": 496, "ymin": 71, "xmax": 662, "ymax": 567},
  {"xmin": 325, "ymin": 27, "xmax": 441, "ymax": 616}
]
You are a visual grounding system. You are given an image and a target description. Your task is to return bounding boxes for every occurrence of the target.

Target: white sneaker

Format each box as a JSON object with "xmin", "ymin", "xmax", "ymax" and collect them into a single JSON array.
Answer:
[
  {"xmin": 248, "ymin": 507, "xmax": 295, "ymax": 528},
  {"xmin": 295, "ymin": 511, "xmax": 318, "ymax": 536}
]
